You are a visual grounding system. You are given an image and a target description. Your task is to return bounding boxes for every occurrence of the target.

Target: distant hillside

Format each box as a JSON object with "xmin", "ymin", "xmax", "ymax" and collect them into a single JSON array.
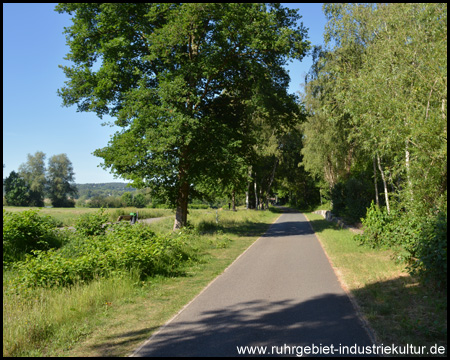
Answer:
[{"xmin": 75, "ymin": 182, "xmax": 137, "ymax": 199}]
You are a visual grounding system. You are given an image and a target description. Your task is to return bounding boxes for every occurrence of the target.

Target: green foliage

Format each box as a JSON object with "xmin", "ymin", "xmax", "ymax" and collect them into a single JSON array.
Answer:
[
  {"xmin": 121, "ymin": 192, "xmax": 133, "ymax": 207},
  {"xmin": 5, "ymin": 152, "xmax": 79, "ymax": 207},
  {"xmin": 75, "ymin": 182, "xmax": 137, "ymax": 199},
  {"xmin": 273, "ymin": 128, "xmax": 321, "ymax": 210},
  {"xmin": 409, "ymin": 209, "xmax": 447, "ymax": 289},
  {"xmin": 56, "ymin": 3, "xmax": 310, "ymax": 228},
  {"xmin": 133, "ymin": 193, "xmax": 146, "ymax": 208},
  {"xmin": 4, "ymin": 171, "xmax": 32, "ymax": 206},
  {"xmin": 357, "ymin": 201, "xmax": 447, "ymax": 285},
  {"xmin": 74, "ymin": 208, "xmax": 109, "ymax": 237},
  {"xmin": 18, "ymin": 151, "xmax": 46, "ymax": 207},
  {"xmin": 331, "ymin": 174, "xmax": 374, "ymax": 223},
  {"xmin": 356, "ymin": 202, "xmax": 421, "ymax": 259},
  {"xmin": 3, "ymin": 209, "xmax": 62, "ymax": 263},
  {"xmin": 13, "ymin": 222, "xmax": 194, "ymax": 289},
  {"xmin": 354, "ymin": 202, "xmax": 388, "ymax": 248},
  {"xmin": 47, "ymin": 154, "xmax": 78, "ymax": 207},
  {"xmin": 304, "ymin": 3, "xmax": 447, "ymax": 286}
]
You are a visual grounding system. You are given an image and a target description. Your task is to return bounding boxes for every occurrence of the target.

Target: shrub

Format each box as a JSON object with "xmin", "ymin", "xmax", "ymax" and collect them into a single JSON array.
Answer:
[
  {"xmin": 409, "ymin": 211, "xmax": 447, "ymax": 289},
  {"xmin": 357, "ymin": 201, "xmax": 447, "ymax": 287},
  {"xmin": 74, "ymin": 208, "xmax": 109, "ymax": 236},
  {"xmin": 3, "ymin": 209, "xmax": 62, "ymax": 263},
  {"xmin": 13, "ymin": 222, "xmax": 194, "ymax": 288},
  {"xmin": 133, "ymin": 193, "xmax": 147, "ymax": 208},
  {"xmin": 356, "ymin": 202, "xmax": 422, "ymax": 259},
  {"xmin": 355, "ymin": 201, "xmax": 390, "ymax": 248},
  {"xmin": 331, "ymin": 176, "xmax": 373, "ymax": 223}
]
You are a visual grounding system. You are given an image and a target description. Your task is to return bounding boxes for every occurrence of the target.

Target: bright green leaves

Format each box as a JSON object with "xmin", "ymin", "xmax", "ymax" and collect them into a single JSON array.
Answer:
[{"xmin": 304, "ymin": 3, "xmax": 447, "ymax": 286}]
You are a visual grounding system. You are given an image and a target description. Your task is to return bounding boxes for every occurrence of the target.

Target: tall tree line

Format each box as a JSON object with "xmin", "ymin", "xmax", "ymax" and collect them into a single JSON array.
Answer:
[
  {"xmin": 4, "ymin": 152, "xmax": 77, "ymax": 207},
  {"xmin": 302, "ymin": 3, "xmax": 446, "ymax": 285}
]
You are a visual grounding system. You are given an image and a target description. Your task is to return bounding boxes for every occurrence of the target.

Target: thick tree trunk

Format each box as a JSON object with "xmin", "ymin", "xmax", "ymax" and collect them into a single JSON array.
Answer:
[
  {"xmin": 173, "ymin": 180, "xmax": 189, "ymax": 230},
  {"xmin": 232, "ymin": 188, "xmax": 236, "ymax": 211}
]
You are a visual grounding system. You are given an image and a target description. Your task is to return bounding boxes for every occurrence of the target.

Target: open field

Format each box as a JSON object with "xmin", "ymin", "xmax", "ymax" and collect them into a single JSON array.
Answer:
[{"xmin": 3, "ymin": 206, "xmax": 174, "ymax": 227}]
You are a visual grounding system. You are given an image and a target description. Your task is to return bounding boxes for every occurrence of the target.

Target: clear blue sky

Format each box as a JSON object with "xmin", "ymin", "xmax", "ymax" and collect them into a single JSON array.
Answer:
[{"xmin": 3, "ymin": 3, "xmax": 327, "ymax": 184}]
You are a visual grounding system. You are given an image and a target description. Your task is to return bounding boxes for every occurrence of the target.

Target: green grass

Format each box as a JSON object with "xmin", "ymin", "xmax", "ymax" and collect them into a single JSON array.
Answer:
[
  {"xmin": 3, "ymin": 207, "xmax": 280, "ymax": 357},
  {"xmin": 304, "ymin": 212, "xmax": 447, "ymax": 353},
  {"xmin": 5, "ymin": 207, "xmax": 446, "ymax": 356}
]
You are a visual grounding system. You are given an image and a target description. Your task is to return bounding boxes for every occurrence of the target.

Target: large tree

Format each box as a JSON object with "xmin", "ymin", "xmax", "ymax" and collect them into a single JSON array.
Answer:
[
  {"xmin": 18, "ymin": 151, "xmax": 47, "ymax": 207},
  {"xmin": 4, "ymin": 171, "xmax": 31, "ymax": 206},
  {"xmin": 47, "ymin": 154, "xmax": 78, "ymax": 207},
  {"xmin": 56, "ymin": 3, "xmax": 309, "ymax": 229}
]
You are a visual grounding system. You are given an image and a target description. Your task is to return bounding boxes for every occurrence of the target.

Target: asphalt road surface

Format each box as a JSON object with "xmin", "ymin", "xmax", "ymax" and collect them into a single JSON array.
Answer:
[{"xmin": 131, "ymin": 209, "xmax": 375, "ymax": 357}]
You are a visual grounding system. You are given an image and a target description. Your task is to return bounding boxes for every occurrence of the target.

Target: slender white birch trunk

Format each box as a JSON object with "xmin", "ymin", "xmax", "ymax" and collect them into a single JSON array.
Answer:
[{"xmin": 377, "ymin": 152, "xmax": 390, "ymax": 215}]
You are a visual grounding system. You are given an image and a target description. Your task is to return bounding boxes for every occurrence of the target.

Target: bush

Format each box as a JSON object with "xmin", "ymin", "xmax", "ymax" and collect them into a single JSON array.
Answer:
[
  {"xmin": 13, "ymin": 222, "xmax": 194, "ymax": 288},
  {"xmin": 409, "ymin": 211, "xmax": 447, "ymax": 289},
  {"xmin": 3, "ymin": 209, "xmax": 62, "ymax": 263},
  {"xmin": 357, "ymin": 201, "xmax": 447, "ymax": 287},
  {"xmin": 74, "ymin": 208, "xmax": 109, "ymax": 237},
  {"xmin": 355, "ymin": 202, "xmax": 422, "ymax": 259},
  {"xmin": 133, "ymin": 193, "xmax": 147, "ymax": 208},
  {"xmin": 331, "ymin": 176, "xmax": 373, "ymax": 223}
]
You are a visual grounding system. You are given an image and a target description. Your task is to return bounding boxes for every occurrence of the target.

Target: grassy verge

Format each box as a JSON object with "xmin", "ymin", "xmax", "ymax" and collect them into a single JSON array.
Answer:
[
  {"xmin": 3, "ymin": 208, "xmax": 279, "ymax": 357},
  {"xmin": 304, "ymin": 212, "xmax": 447, "ymax": 354}
]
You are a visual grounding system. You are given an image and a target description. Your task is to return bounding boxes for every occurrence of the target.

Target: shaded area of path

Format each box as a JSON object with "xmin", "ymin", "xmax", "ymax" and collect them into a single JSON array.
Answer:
[{"xmin": 131, "ymin": 208, "xmax": 375, "ymax": 357}]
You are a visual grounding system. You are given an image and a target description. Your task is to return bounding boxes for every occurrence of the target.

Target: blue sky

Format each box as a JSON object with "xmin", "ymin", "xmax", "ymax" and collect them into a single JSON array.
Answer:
[{"xmin": 3, "ymin": 3, "xmax": 327, "ymax": 184}]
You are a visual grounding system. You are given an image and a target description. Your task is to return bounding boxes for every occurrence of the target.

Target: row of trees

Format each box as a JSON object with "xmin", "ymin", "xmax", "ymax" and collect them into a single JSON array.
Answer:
[
  {"xmin": 4, "ymin": 152, "xmax": 77, "ymax": 207},
  {"xmin": 301, "ymin": 4, "xmax": 446, "ymax": 285},
  {"xmin": 77, "ymin": 191, "xmax": 149, "ymax": 208},
  {"xmin": 56, "ymin": 3, "xmax": 311, "ymax": 229},
  {"xmin": 75, "ymin": 182, "xmax": 137, "ymax": 199}
]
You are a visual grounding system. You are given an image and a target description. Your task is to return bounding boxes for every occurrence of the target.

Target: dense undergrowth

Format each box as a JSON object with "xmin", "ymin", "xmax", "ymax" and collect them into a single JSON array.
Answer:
[
  {"xmin": 355, "ymin": 201, "xmax": 447, "ymax": 289},
  {"xmin": 3, "ymin": 207, "xmax": 276, "ymax": 356},
  {"xmin": 3, "ymin": 209, "xmax": 196, "ymax": 291}
]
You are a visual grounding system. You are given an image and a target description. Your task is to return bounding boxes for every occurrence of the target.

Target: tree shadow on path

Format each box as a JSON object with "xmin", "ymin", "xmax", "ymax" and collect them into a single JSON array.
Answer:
[{"xmin": 133, "ymin": 294, "xmax": 376, "ymax": 357}]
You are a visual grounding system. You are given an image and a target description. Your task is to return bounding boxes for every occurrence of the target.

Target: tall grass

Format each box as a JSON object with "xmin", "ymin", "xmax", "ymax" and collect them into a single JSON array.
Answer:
[{"xmin": 3, "ymin": 271, "xmax": 139, "ymax": 356}]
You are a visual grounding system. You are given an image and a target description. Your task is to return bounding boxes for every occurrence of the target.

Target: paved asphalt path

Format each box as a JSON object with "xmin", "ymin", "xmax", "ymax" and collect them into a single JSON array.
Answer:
[{"xmin": 132, "ymin": 209, "xmax": 375, "ymax": 357}]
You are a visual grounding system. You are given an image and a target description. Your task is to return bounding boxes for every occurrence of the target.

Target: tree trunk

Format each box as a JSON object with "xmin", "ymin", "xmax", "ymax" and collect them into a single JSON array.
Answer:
[
  {"xmin": 173, "ymin": 180, "xmax": 189, "ymax": 230},
  {"xmin": 373, "ymin": 156, "xmax": 379, "ymax": 207},
  {"xmin": 265, "ymin": 158, "xmax": 278, "ymax": 210},
  {"xmin": 376, "ymin": 153, "xmax": 390, "ymax": 215},
  {"xmin": 254, "ymin": 173, "xmax": 258, "ymax": 210},
  {"xmin": 246, "ymin": 166, "xmax": 251, "ymax": 209},
  {"xmin": 232, "ymin": 188, "xmax": 236, "ymax": 211}
]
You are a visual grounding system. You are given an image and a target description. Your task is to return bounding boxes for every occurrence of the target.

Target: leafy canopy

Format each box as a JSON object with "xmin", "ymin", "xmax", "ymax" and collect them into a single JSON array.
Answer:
[{"xmin": 56, "ymin": 3, "xmax": 310, "ymax": 217}]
